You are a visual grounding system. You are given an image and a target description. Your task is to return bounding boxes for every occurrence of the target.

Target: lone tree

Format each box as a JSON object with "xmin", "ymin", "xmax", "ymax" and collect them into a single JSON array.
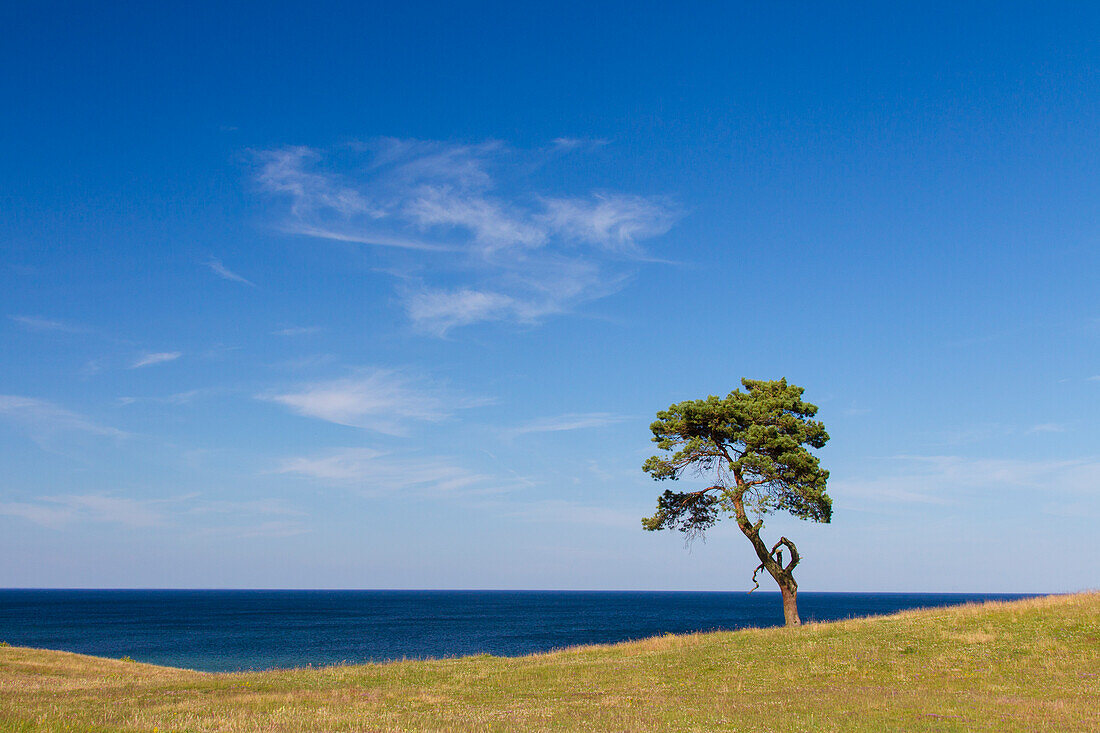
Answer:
[{"xmin": 642, "ymin": 378, "xmax": 831, "ymax": 626}]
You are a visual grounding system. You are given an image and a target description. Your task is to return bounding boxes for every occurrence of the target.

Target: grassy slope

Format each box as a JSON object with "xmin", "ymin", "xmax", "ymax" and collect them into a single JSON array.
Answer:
[{"xmin": 0, "ymin": 593, "xmax": 1097, "ymax": 732}]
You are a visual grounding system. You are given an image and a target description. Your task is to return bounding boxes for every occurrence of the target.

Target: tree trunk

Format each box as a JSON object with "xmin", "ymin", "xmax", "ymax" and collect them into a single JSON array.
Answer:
[
  {"xmin": 729, "ymin": 489, "xmax": 803, "ymax": 627},
  {"xmin": 779, "ymin": 581, "xmax": 800, "ymax": 627}
]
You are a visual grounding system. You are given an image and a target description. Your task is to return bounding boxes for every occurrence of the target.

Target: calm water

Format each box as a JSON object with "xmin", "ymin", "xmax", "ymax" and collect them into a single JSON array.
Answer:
[{"xmin": 0, "ymin": 590, "xmax": 1034, "ymax": 672}]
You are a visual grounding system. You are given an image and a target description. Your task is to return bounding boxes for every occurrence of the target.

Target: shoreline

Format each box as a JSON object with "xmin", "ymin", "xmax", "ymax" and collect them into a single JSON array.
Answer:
[{"xmin": 3, "ymin": 592, "xmax": 1098, "ymax": 730}]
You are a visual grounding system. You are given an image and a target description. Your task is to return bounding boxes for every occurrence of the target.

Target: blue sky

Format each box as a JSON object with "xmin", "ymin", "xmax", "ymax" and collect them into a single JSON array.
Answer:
[{"xmin": 2, "ymin": 1, "xmax": 1098, "ymax": 591}]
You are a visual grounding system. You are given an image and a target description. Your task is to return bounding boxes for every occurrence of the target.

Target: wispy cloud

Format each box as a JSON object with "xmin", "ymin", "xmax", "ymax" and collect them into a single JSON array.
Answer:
[
  {"xmin": 186, "ymin": 498, "xmax": 310, "ymax": 537},
  {"xmin": 550, "ymin": 137, "xmax": 609, "ymax": 151},
  {"xmin": 0, "ymin": 494, "xmax": 163, "ymax": 529},
  {"xmin": 131, "ymin": 352, "xmax": 182, "ymax": 369},
  {"xmin": 205, "ymin": 258, "xmax": 256, "ymax": 287},
  {"xmin": 254, "ymin": 138, "xmax": 679, "ymax": 334},
  {"xmin": 110, "ymin": 387, "xmax": 229, "ymax": 407},
  {"xmin": 403, "ymin": 256, "xmax": 625, "ymax": 336},
  {"xmin": 272, "ymin": 326, "xmax": 321, "ymax": 336},
  {"xmin": 833, "ymin": 455, "xmax": 1100, "ymax": 510},
  {"xmin": 491, "ymin": 498, "xmax": 641, "ymax": 529},
  {"xmin": 276, "ymin": 447, "xmax": 503, "ymax": 496},
  {"xmin": 188, "ymin": 498, "xmax": 305, "ymax": 516},
  {"xmin": 509, "ymin": 412, "xmax": 632, "ymax": 437},
  {"xmin": 0, "ymin": 395, "xmax": 125, "ymax": 442},
  {"xmin": 0, "ymin": 493, "xmax": 309, "ymax": 534},
  {"xmin": 285, "ymin": 224, "xmax": 455, "ymax": 252},
  {"xmin": 1026, "ymin": 423, "xmax": 1066, "ymax": 434},
  {"xmin": 128, "ymin": 387, "xmax": 229, "ymax": 406},
  {"xmin": 403, "ymin": 288, "xmax": 520, "ymax": 334},
  {"xmin": 9, "ymin": 315, "xmax": 90, "ymax": 334},
  {"xmin": 538, "ymin": 194, "xmax": 676, "ymax": 255},
  {"xmin": 259, "ymin": 368, "xmax": 485, "ymax": 434},
  {"xmin": 269, "ymin": 353, "xmax": 338, "ymax": 371}
]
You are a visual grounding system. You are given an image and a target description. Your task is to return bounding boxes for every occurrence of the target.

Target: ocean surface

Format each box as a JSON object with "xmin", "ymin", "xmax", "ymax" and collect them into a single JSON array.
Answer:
[{"xmin": 0, "ymin": 590, "xmax": 1034, "ymax": 672}]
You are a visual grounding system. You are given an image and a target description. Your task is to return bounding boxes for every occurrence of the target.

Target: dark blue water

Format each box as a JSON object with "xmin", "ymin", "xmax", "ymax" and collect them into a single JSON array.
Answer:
[{"xmin": 0, "ymin": 590, "xmax": 1034, "ymax": 672}]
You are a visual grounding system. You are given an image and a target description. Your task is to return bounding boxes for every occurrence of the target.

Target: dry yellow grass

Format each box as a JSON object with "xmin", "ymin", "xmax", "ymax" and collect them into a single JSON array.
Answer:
[{"xmin": 1, "ymin": 592, "xmax": 1098, "ymax": 731}]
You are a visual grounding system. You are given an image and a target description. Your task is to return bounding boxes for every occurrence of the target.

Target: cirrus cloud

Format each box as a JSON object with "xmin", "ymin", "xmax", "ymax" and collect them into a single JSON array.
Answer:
[
  {"xmin": 258, "ymin": 368, "xmax": 487, "ymax": 435},
  {"xmin": 0, "ymin": 395, "xmax": 126, "ymax": 442},
  {"xmin": 131, "ymin": 352, "xmax": 182, "ymax": 369},
  {"xmin": 254, "ymin": 138, "xmax": 679, "ymax": 334},
  {"xmin": 275, "ymin": 447, "xmax": 506, "ymax": 496}
]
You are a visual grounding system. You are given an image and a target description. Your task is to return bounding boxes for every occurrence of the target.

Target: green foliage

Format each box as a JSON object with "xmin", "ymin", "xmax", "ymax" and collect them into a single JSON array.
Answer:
[
  {"xmin": 119, "ymin": 656, "xmax": 136, "ymax": 663},
  {"xmin": 642, "ymin": 378, "xmax": 831, "ymax": 537}
]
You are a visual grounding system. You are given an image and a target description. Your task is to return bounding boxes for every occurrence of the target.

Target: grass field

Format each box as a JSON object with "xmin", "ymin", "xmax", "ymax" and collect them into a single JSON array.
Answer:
[{"xmin": 1, "ymin": 592, "xmax": 1097, "ymax": 732}]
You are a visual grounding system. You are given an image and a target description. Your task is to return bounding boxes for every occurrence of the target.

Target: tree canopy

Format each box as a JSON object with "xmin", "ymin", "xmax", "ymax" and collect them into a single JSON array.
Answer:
[{"xmin": 642, "ymin": 378, "xmax": 831, "ymax": 625}]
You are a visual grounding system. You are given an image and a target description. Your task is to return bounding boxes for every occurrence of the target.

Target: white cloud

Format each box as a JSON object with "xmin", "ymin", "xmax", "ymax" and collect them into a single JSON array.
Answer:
[
  {"xmin": 0, "ymin": 395, "xmax": 125, "ymax": 440},
  {"xmin": 111, "ymin": 389, "xmax": 224, "ymax": 407},
  {"xmin": 0, "ymin": 493, "xmax": 309, "ymax": 533},
  {"xmin": 550, "ymin": 137, "xmax": 609, "ymax": 151},
  {"xmin": 8, "ymin": 315, "xmax": 90, "ymax": 334},
  {"xmin": 1026, "ymin": 423, "xmax": 1066, "ymax": 434},
  {"xmin": 131, "ymin": 352, "xmax": 182, "ymax": 368},
  {"xmin": 833, "ymin": 455, "xmax": 1100, "ymax": 510},
  {"xmin": 405, "ymin": 187, "xmax": 546, "ymax": 251},
  {"xmin": 255, "ymin": 146, "xmax": 378, "ymax": 219},
  {"xmin": 161, "ymin": 388, "xmax": 225, "ymax": 405},
  {"xmin": 404, "ymin": 288, "xmax": 519, "ymax": 335},
  {"xmin": 205, "ymin": 258, "xmax": 256, "ymax": 286},
  {"xmin": 270, "ymin": 354, "xmax": 337, "ymax": 371},
  {"xmin": 277, "ymin": 448, "xmax": 387, "ymax": 481},
  {"xmin": 404, "ymin": 255, "xmax": 624, "ymax": 335},
  {"xmin": 259, "ymin": 368, "xmax": 484, "ymax": 434},
  {"xmin": 187, "ymin": 498, "xmax": 305, "ymax": 516},
  {"xmin": 276, "ymin": 447, "xmax": 500, "ymax": 495},
  {"xmin": 510, "ymin": 412, "xmax": 632, "ymax": 436},
  {"xmin": 888, "ymin": 455, "xmax": 1097, "ymax": 489},
  {"xmin": 539, "ymin": 194, "xmax": 676, "ymax": 253},
  {"xmin": 272, "ymin": 326, "xmax": 321, "ymax": 336},
  {"xmin": 283, "ymin": 224, "xmax": 453, "ymax": 252},
  {"xmin": 496, "ymin": 498, "xmax": 641, "ymax": 529},
  {"xmin": 829, "ymin": 477, "xmax": 956, "ymax": 507},
  {"xmin": 186, "ymin": 498, "xmax": 310, "ymax": 539},
  {"xmin": 0, "ymin": 494, "xmax": 163, "ymax": 529},
  {"xmin": 254, "ymin": 138, "xmax": 679, "ymax": 333}
]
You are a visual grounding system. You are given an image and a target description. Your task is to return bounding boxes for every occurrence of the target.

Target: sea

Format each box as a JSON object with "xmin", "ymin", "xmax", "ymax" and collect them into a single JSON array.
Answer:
[{"xmin": 0, "ymin": 590, "xmax": 1034, "ymax": 673}]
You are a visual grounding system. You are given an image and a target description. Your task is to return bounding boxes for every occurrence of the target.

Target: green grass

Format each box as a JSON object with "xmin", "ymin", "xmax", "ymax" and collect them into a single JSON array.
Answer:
[{"xmin": 1, "ymin": 592, "xmax": 1097, "ymax": 731}]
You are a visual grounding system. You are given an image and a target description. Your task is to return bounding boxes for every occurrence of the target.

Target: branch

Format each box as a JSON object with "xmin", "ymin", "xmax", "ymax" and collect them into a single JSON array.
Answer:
[
  {"xmin": 748, "ymin": 561, "xmax": 765, "ymax": 593},
  {"xmin": 673, "ymin": 482, "xmax": 726, "ymax": 506},
  {"xmin": 747, "ymin": 536, "xmax": 801, "ymax": 594},
  {"xmin": 669, "ymin": 451, "xmax": 723, "ymax": 467},
  {"xmin": 714, "ymin": 443, "xmax": 737, "ymax": 473},
  {"xmin": 771, "ymin": 536, "xmax": 800, "ymax": 573}
]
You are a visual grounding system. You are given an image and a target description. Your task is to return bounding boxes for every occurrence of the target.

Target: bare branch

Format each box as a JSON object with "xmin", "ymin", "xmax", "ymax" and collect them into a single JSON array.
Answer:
[
  {"xmin": 770, "ymin": 536, "xmax": 800, "ymax": 573},
  {"xmin": 748, "ymin": 561, "xmax": 765, "ymax": 593}
]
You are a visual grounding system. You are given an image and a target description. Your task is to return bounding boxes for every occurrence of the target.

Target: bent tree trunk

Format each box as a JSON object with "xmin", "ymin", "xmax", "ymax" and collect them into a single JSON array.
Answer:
[
  {"xmin": 754, "ymin": 552, "xmax": 801, "ymax": 627},
  {"xmin": 732, "ymin": 491, "xmax": 804, "ymax": 626},
  {"xmin": 779, "ymin": 578, "xmax": 800, "ymax": 626},
  {"xmin": 740, "ymin": 521, "xmax": 803, "ymax": 625}
]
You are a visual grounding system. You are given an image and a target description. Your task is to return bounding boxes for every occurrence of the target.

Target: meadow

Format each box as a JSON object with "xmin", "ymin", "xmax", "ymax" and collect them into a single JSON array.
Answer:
[{"xmin": 1, "ymin": 592, "xmax": 1097, "ymax": 732}]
